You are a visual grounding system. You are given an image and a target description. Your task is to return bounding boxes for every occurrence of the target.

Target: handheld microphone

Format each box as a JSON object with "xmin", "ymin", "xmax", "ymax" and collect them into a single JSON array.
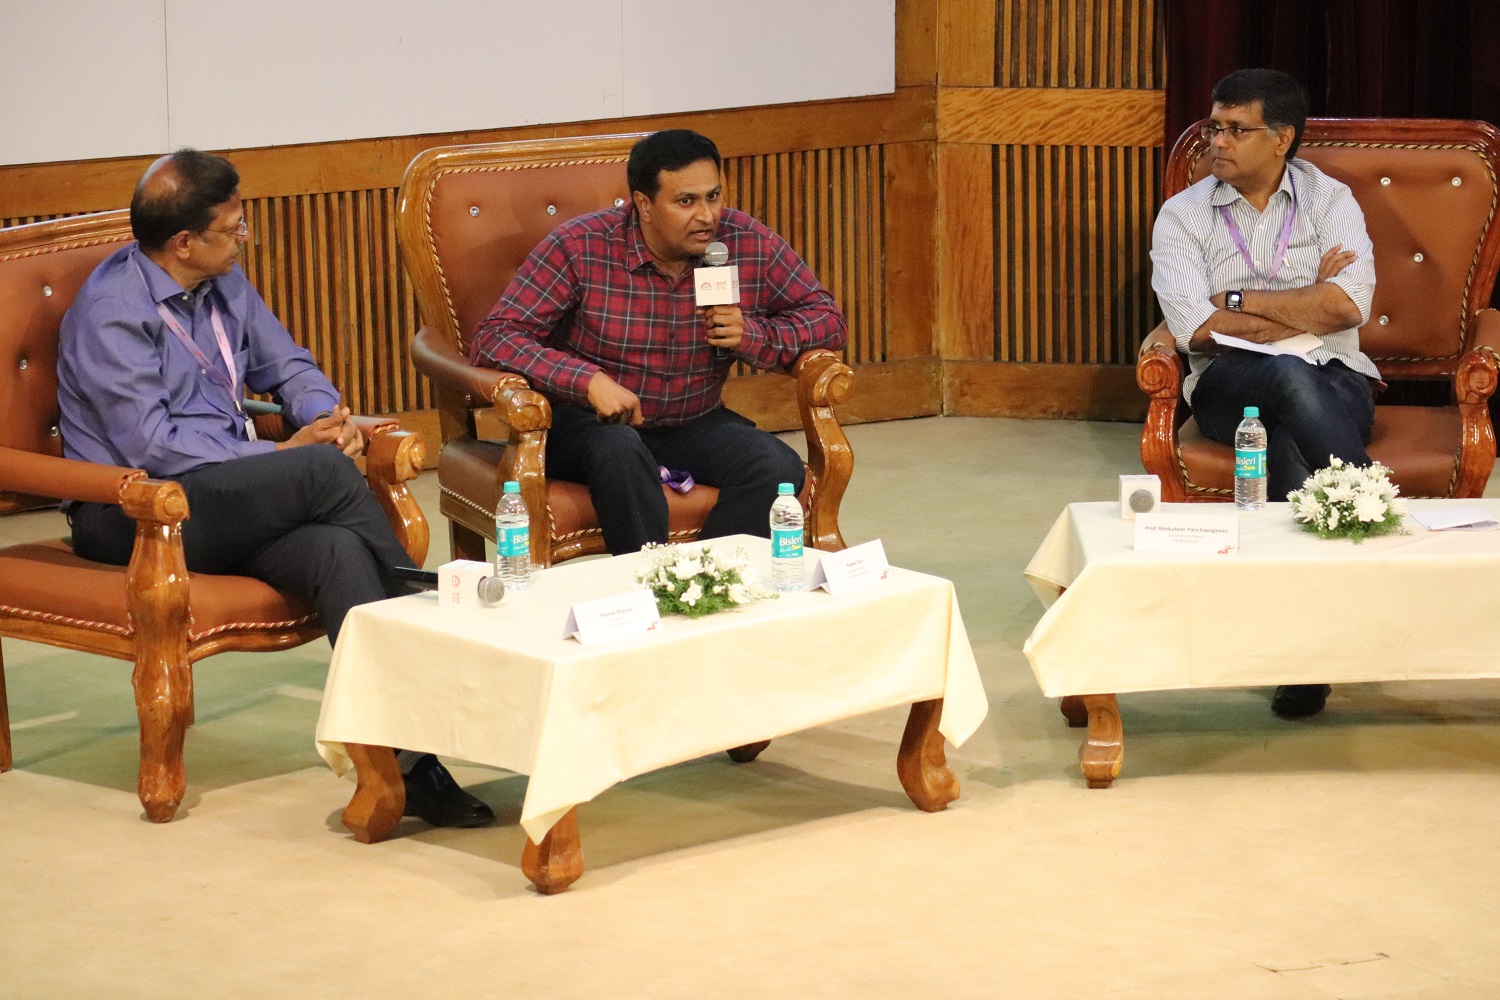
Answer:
[
  {"xmin": 695, "ymin": 241, "xmax": 740, "ymax": 359},
  {"xmin": 392, "ymin": 565, "xmax": 505, "ymax": 605}
]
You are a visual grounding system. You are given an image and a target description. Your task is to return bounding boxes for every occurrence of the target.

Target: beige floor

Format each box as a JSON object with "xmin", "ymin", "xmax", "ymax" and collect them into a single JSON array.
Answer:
[{"xmin": 4, "ymin": 416, "xmax": 1500, "ymax": 1000}]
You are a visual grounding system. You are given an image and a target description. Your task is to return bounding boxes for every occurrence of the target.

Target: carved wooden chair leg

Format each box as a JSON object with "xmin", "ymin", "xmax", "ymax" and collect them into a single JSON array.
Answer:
[
  {"xmin": 1079, "ymin": 693, "xmax": 1124, "ymax": 789},
  {"xmin": 1059, "ymin": 695, "xmax": 1088, "ymax": 728},
  {"xmin": 727, "ymin": 740, "xmax": 771, "ymax": 762},
  {"xmin": 183, "ymin": 664, "xmax": 195, "ymax": 727},
  {"xmin": 450, "ymin": 520, "xmax": 489, "ymax": 563},
  {"xmin": 0, "ymin": 648, "xmax": 12, "ymax": 773},
  {"xmin": 132, "ymin": 652, "xmax": 189, "ymax": 822},
  {"xmin": 342, "ymin": 743, "xmax": 405, "ymax": 844},
  {"xmin": 897, "ymin": 698, "xmax": 959, "ymax": 812},
  {"xmin": 522, "ymin": 806, "xmax": 585, "ymax": 895}
]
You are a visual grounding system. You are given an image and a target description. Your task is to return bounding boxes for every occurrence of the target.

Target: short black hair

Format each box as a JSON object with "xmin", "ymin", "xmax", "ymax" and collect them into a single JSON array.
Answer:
[
  {"xmin": 1211, "ymin": 68, "xmax": 1309, "ymax": 158},
  {"xmin": 130, "ymin": 148, "xmax": 240, "ymax": 251},
  {"xmin": 626, "ymin": 130, "xmax": 722, "ymax": 199}
]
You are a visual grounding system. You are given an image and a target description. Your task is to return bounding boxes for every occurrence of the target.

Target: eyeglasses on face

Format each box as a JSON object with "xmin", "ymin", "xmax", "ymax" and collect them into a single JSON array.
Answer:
[
  {"xmin": 1199, "ymin": 122, "xmax": 1280, "ymax": 142},
  {"xmin": 202, "ymin": 220, "xmax": 250, "ymax": 239}
]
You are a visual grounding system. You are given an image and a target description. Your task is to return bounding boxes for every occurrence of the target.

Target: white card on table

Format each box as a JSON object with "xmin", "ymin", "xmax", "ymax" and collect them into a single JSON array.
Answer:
[
  {"xmin": 1411, "ymin": 507, "xmax": 1500, "ymax": 531},
  {"xmin": 1133, "ymin": 513, "xmax": 1239, "ymax": 554},
  {"xmin": 810, "ymin": 538, "xmax": 891, "ymax": 594},
  {"xmin": 563, "ymin": 590, "xmax": 661, "ymax": 645}
]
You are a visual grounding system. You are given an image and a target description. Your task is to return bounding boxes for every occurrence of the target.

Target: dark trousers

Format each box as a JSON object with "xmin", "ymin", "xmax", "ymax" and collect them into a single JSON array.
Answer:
[
  {"xmin": 545, "ymin": 404, "xmax": 806, "ymax": 555},
  {"xmin": 1193, "ymin": 353, "xmax": 1376, "ymax": 501},
  {"xmin": 69, "ymin": 446, "xmax": 411, "ymax": 646}
]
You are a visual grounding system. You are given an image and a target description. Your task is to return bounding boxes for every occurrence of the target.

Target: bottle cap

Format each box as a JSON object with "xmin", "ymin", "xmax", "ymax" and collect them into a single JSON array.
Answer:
[
  {"xmin": 1243, "ymin": 406, "xmax": 1260, "ymax": 418},
  {"xmin": 777, "ymin": 482, "xmax": 795, "ymax": 495},
  {"xmin": 503, "ymin": 481, "xmax": 520, "ymax": 494}
]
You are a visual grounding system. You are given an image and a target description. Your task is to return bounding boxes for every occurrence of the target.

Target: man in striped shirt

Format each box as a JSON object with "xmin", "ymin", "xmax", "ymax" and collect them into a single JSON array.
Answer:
[
  {"xmin": 1150, "ymin": 69, "xmax": 1378, "ymax": 719},
  {"xmin": 471, "ymin": 130, "xmax": 847, "ymax": 555}
]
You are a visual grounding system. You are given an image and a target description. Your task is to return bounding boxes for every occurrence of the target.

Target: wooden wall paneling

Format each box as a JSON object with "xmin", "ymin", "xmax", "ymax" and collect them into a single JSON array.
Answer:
[
  {"xmin": 938, "ymin": 0, "xmax": 997, "ymax": 86},
  {"xmin": 937, "ymin": 87, "xmax": 1165, "ymax": 146},
  {"xmin": 883, "ymin": 141, "xmax": 938, "ymax": 364},
  {"xmin": 896, "ymin": 0, "xmax": 940, "ymax": 86},
  {"xmin": 936, "ymin": 142, "xmax": 994, "ymax": 362},
  {"xmin": 995, "ymin": 0, "xmax": 1160, "ymax": 89},
  {"xmin": 942, "ymin": 360, "xmax": 1147, "ymax": 421}
]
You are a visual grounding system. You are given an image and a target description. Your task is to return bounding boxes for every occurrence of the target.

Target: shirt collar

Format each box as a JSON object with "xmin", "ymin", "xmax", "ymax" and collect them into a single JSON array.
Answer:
[
  {"xmin": 622, "ymin": 204, "xmax": 713, "ymax": 274},
  {"xmin": 1210, "ymin": 161, "xmax": 1296, "ymax": 209},
  {"xmin": 131, "ymin": 244, "xmax": 215, "ymax": 307}
]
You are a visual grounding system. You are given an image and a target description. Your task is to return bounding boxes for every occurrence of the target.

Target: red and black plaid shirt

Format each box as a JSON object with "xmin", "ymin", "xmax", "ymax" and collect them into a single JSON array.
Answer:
[{"xmin": 470, "ymin": 205, "xmax": 847, "ymax": 428}]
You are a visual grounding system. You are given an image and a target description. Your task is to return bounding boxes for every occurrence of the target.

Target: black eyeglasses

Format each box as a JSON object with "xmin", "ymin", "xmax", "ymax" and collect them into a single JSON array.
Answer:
[{"xmin": 1199, "ymin": 123, "xmax": 1279, "ymax": 142}]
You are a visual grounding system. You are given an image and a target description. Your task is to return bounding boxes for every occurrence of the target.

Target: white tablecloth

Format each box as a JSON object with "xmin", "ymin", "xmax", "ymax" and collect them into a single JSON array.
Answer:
[
  {"xmin": 317, "ymin": 535, "xmax": 987, "ymax": 841},
  {"xmin": 1023, "ymin": 500, "xmax": 1500, "ymax": 697}
]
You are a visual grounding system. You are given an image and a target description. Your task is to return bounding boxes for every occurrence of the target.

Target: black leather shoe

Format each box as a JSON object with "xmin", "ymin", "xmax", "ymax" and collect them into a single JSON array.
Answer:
[
  {"xmin": 402, "ymin": 755, "xmax": 495, "ymax": 828},
  {"xmin": 1272, "ymin": 684, "xmax": 1332, "ymax": 719}
]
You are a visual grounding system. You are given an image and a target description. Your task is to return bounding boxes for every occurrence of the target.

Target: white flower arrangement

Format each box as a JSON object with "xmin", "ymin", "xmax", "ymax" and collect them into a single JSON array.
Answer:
[
  {"xmin": 635, "ymin": 542, "xmax": 773, "ymax": 618},
  {"xmin": 1287, "ymin": 457, "xmax": 1406, "ymax": 542}
]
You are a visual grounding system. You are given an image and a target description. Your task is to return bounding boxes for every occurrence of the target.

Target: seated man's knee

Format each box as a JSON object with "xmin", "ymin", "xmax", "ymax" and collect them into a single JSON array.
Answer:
[
  {"xmin": 584, "ymin": 425, "xmax": 657, "ymax": 480},
  {"xmin": 740, "ymin": 435, "xmax": 805, "ymax": 492}
]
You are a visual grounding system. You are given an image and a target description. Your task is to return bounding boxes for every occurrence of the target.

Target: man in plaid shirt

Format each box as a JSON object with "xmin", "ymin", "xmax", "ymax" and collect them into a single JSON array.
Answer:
[{"xmin": 471, "ymin": 130, "xmax": 848, "ymax": 554}]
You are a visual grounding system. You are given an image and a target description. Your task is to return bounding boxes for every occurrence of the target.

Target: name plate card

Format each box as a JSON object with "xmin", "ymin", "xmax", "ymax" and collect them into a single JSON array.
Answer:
[
  {"xmin": 1133, "ymin": 513, "xmax": 1239, "ymax": 555},
  {"xmin": 563, "ymin": 590, "xmax": 661, "ymax": 645},
  {"xmin": 811, "ymin": 538, "xmax": 891, "ymax": 595}
]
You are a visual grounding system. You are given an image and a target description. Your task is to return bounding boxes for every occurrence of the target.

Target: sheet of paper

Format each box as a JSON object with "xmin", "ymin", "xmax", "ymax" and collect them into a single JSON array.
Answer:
[
  {"xmin": 1410, "ymin": 507, "xmax": 1500, "ymax": 531},
  {"xmin": 1133, "ymin": 513, "xmax": 1240, "ymax": 554},
  {"xmin": 1210, "ymin": 331, "xmax": 1323, "ymax": 360}
]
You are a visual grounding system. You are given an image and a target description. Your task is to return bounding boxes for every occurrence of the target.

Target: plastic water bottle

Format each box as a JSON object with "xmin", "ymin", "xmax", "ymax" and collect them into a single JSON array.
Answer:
[
  {"xmin": 1234, "ymin": 406, "xmax": 1268, "ymax": 510},
  {"xmin": 495, "ymin": 480, "xmax": 531, "ymax": 591},
  {"xmin": 769, "ymin": 482, "xmax": 804, "ymax": 593}
]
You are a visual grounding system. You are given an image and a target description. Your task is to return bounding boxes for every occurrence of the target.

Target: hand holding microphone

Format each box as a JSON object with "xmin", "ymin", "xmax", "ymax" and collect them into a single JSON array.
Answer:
[{"xmin": 695, "ymin": 241, "xmax": 742, "ymax": 358}]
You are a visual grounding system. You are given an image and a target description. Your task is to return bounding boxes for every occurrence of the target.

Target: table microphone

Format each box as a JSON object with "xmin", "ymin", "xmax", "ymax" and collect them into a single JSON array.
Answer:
[
  {"xmin": 392, "ymin": 565, "xmax": 505, "ymax": 604},
  {"xmin": 695, "ymin": 241, "xmax": 740, "ymax": 359}
]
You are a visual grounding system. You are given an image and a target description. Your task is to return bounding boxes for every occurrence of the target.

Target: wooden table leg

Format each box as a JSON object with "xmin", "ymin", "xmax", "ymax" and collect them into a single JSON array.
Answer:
[
  {"xmin": 897, "ymin": 698, "xmax": 959, "ymax": 812},
  {"xmin": 1059, "ymin": 695, "xmax": 1088, "ymax": 728},
  {"xmin": 726, "ymin": 740, "xmax": 771, "ymax": 763},
  {"xmin": 1079, "ymin": 694, "xmax": 1124, "ymax": 789},
  {"xmin": 522, "ymin": 807, "xmax": 585, "ymax": 895},
  {"xmin": 342, "ymin": 743, "xmax": 405, "ymax": 844}
]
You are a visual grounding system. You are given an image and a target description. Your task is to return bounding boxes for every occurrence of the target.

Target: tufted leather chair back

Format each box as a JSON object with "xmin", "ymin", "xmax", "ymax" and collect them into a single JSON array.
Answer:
[
  {"xmin": 1170, "ymin": 119, "xmax": 1500, "ymax": 379},
  {"xmin": 0, "ymin": 211, "xmax": 134, "ymax": 513},
  {"xmin": 396, "ymin": 136, "xmax": 639, "ymax": 357}
]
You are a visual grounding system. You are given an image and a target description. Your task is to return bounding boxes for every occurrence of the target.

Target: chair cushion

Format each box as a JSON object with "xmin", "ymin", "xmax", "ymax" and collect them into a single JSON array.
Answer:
[
  {"xmin": 0, "ymin": 539, "xmax": 317, "ymax": 642},
  {"xmin": 438, "ymin": 439, "xmax": 721, "ymax": 546},
  {"xmin": 1180, "ymin": 405, "xmax": 1463, "ymax": 498}
]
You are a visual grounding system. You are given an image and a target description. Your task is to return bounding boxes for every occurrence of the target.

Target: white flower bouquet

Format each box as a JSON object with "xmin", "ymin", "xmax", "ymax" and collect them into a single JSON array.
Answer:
[
  {"xmin": 635, "ymin": 542, "xmax": 771, "ymax": 618},
  {"xmin": 1287, "ymin": 457, "xmax": 1406, "ymax": 542}
]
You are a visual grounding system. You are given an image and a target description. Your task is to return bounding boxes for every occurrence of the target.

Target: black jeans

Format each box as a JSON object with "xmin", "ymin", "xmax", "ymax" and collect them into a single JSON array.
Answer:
[
  {"xmin": 69, "ymin": 446, "xmax": 411, "ymax": 646},
  {"xmin": 1192, "ymin": 352, "xmax": 1376, "ymax": 501},
  {"xmin": 544, "ymin": 404, "xmax": 806, "ymax": 555}
]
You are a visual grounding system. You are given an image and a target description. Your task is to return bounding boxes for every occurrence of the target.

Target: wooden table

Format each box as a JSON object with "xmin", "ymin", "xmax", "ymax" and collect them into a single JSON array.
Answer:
[
  {"xmin": 316, "ymin": 536, "xmax": 987, "ymax": 893},
  {"xmin": 1023, "ymin": 500, "xmax": 1500, "ymax": 788}
]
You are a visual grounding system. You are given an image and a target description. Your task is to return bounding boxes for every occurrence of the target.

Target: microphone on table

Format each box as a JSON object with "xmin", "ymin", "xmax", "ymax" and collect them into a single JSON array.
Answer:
[
  {"xmin": 391, "ymin": 565, "xmax": 505, "ymax": 605},
  {"xmin": 695, "ymin": 241, "xmax": 740, "ymax": 360}
]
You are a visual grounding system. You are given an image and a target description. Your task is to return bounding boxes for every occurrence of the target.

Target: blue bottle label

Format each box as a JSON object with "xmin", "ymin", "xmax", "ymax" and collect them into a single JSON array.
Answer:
[
  {"xmin": 1235, "ymin": 447, "xmax": 1266, "ymax": 479},
  {"xmin": 771, "ymin": 527, "xmax": 803, "ymax": 559},
  {"xmin": 498, "ymin": 525, "xmax": 529, "ymax": 558}
]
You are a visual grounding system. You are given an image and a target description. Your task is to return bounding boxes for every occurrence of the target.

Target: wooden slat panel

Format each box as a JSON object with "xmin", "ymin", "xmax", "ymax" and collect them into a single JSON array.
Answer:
[
  {"xmin": 995, "ymin": 0, "xmax": 1161, "ymax": 89},
  {"xmin": 938, "ymin": 0, "xmax": 997, "ymax": 86},
  {"xmin": 0, "ymin": 91, "xmax": 935, "ymax": 220},
  {"xmin": 994, "ymin": 144, "xmax": 1162, "ymax": 366},
  {"xmin": 938, "ymin": 87, "xmax": 1165, "ymax": 146}
]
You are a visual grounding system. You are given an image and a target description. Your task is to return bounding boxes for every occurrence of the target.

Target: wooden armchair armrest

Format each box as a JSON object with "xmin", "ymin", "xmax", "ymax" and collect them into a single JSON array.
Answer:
[
  {"xmin": 791, "ymin": 348, "xmax": 855, "ymax": 552},
  {"xmin": 411, "ymin": 326, "xmax": 529, "ymax": 406},
  {"xmin": 0, "ymin": 445, "xmax": 173, "ymax": 513},
  {"xmin": 1452, "ymin": 308, "xmax": 1500, "ymax": 496},
  {"xmin": 1136, "ymin": 322, "xmax": 1190, "ymax": 502},
  {"xmin": 363, "ymin": 427, "xmax": 430, "ymax": 566}
]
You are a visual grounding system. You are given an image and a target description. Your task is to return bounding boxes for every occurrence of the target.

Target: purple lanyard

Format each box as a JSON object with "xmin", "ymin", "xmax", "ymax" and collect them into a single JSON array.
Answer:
[
  {"xmin": 1217, "ymin": 172, "xmax": 1298, "ymax": 288},
  {"xmin": 136, "ymin": 259, "xmax": 256, "ymax": 438}
]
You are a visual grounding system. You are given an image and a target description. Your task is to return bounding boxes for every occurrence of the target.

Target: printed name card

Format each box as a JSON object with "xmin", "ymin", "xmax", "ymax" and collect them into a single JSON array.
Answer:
[
  {"xmin": 563, "ymin": 590, "xmax": 661, "ymax": 645},
  {"xmin": 811, "ymin": 538, "xmax": 892, "ymax": 594},
  {"xmin": 1133, "ymin": 513, "xmax": 1239, "ymax": 555}
]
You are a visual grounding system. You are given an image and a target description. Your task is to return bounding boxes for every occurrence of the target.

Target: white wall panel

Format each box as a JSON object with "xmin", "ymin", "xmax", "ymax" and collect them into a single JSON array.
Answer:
[
  {"xmin": 0, "ymin": 0, "xmax": 895, "ymax": 166},
  {"xmin": 0, "ymin": 0, "xmax": 169, "ymax": 166}
]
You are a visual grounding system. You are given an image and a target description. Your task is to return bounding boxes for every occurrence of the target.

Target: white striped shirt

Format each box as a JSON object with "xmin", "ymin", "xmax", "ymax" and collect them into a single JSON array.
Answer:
[{"xmin": 1150, "ymin": 158, "xmax": 1378, "ymax": 404}]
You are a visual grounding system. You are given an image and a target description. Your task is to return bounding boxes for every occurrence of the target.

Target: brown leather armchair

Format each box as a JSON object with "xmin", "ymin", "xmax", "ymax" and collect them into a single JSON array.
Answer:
[
  {"xmin": 0, "ymin": 211, "xmax": 429, "ymax": 822},
  {"xmin": 1139, "ymin": 118, "xmax": 1500, "ymax": 500},
  {"xmin": 395, "ymin": 135, "xmax": 855, "ymax": 567}
]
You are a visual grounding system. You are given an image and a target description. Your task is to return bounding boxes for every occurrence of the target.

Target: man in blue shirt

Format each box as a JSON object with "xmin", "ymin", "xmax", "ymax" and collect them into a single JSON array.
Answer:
[{"xmin": 58, "ymin": 148, "xmax": 492, "ymax": 827}]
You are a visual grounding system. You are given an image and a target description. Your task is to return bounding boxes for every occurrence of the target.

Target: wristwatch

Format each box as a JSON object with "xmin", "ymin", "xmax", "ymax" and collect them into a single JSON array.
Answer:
[{"xmin": 1225, "ymin": 289, "xmax": 1245, "ymax": 312}]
